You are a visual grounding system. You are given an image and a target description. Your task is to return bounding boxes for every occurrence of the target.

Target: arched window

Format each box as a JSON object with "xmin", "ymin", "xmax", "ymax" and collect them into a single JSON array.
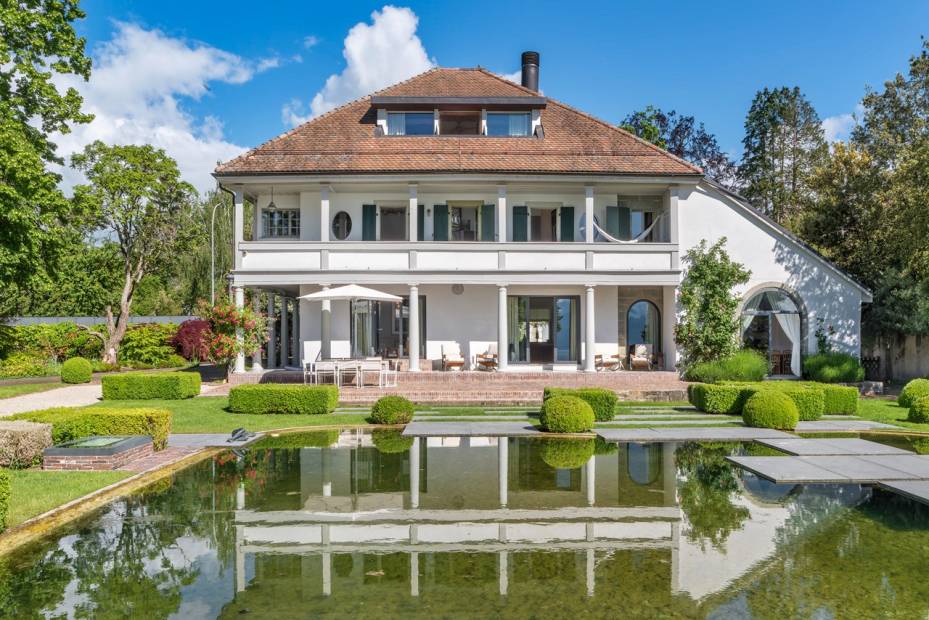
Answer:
[
  {"xmin": 627, "ymin": 300, "xmax": 661, "ymax": 352},
  {"xmin": 741, "ymin": 288, "xmax": 802, "ymax": 376},
  {"xmin": 627, "ymin": 443, "xmax": 662, "ymax": 486}
]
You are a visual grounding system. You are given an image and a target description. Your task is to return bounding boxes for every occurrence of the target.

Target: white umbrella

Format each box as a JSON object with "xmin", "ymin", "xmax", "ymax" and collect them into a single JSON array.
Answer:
[{"xmin": 298, "ymin": 284, "xmax": 402, "ymax": 302}]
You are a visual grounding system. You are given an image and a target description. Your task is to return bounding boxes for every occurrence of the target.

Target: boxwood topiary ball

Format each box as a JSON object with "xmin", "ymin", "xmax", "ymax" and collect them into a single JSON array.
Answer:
[
  {"xmin": 540, "ymin": 438, "xmax": 595, "ymax": 469},
  {"xmin": 899, "ymin": 379, "xmax": 929, "ymax": 409},
  {"xmin": 370, "ymin": 395, "xmax": 415, "ymax": 424},
  {"xmin": 908, "ymin": 396, "xmax": 929, "ymax": 424},
  {"xmin": 539, "ymin": 395, "xmax": 595, "ymax": 433},
  {"xmin": 60, "ymin": 357, "xmax": 93, "ymax": 384},
  {"xmin": 742, "ymin": 390, "xmax": 799, "ymax": 430}
]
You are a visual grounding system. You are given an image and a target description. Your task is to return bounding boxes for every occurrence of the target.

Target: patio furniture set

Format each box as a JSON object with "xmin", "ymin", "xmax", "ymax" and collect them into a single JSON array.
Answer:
[
  {"xmin": 303, "ymin": 358, "xmax": 399, "ymax": 388},
  {"xmin": 440, "ymin": 343, "xmax": 662, "ymax": 371}
]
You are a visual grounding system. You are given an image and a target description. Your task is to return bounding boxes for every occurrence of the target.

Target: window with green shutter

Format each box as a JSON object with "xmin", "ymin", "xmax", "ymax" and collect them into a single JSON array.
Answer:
[
  {"xmin": 481, "ymin": 204, "xmax": 495, "ymax": 241},
  {"xmin": 606, "ymin": 205, "xmax": 631, "ymax": 239},
  {"xmin": 362, "ymin": 204, "xmax": 376, "ymax": 241},
  {"xmin": 559, "ymin": 206, "xmax": 575, "ymax": 242},
  {"xmin": 433, "ymin": 204, "xmax": 448, "ymax": 241},
  {"xmin": 417, "ymin": 204, "xmax": 425, "ymax": 241},
  {"xmin": 513, "ymin": 206, "xmax": 528, "ymax": 242}
]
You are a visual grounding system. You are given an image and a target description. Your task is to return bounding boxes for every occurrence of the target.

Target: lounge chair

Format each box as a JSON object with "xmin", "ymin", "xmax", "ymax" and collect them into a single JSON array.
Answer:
[
  {"xmin": 629, "ymin": 344, "xmax": 654, "ymax": 371},
  {"xmin": 442, "ymin": 343, "xmax": 465, "ymax": 371},
  {"xmin": 476, "ymin": 343, "xmax": 498, "ymax": 371},
  {"xmin": 314, "ymin": 360, "xmax": 340, "ymax": 384},
  {"xmin": 357, "ymin": 359, "xmax": 384, "ymax": 388}
]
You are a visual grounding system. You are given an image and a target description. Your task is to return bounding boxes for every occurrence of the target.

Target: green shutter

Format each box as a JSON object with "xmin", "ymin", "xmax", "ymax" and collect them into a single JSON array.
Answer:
[
  {"xmin": 433, "ymin": 204, "xmax": 448, "ymax": 241},
  {"xmin": 513, "ymin": 206, "xmax": 528, "ymax": 242},
  {"xmin": 606, "ymin": 206, "xmax": 620, "ymax": 237},
  {"xmin": 362, "ymin": 204, "xmax": 376, "ymax": 241},
  {"xmin": 417, "ymin": 204, "xmax": 425, "ymax": 241},
  {"xmin": 560, "ymin": 206, "xmax": 575, "ymax": 242},
  {"xmin": 481, "ymin": 204, "xmax": 495, "ymax": 241},
  {"xmin": 618, "ymin": 206, "xmax": 631, "ymax": 240}
]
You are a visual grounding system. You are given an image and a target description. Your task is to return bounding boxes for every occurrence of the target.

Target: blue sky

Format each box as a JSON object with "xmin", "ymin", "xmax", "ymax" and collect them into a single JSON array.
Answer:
[{"xmin": 62, "ymin": 1, "xmax": 929, "ymax": 191}]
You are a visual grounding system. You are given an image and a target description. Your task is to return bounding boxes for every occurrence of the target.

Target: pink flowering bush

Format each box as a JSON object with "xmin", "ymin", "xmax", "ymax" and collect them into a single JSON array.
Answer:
[{"xmin": 197, "ymin": 300, "xmax": 268, "ymax": 373}]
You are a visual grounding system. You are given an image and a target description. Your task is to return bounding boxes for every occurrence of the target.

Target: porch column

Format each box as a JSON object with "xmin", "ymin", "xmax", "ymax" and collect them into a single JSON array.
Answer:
[
  {"xmin": 266, "ymin": 294, "xmax": 276, "ymax": 369},
  {"xmin": 232, "ymin": 189, "xmax": 244, "ymax": 269},
  {"xmin": 410, "ymin": 437, "xmax": 420, "ymax": 508},
  {"xmin": 408, "ymin": 284, "xmax": 420, "ymax": 371},
  {"xmin": 252, "ymin": 292, "xmax": 263, "ymax": 372},
  {"xmin": 497, "ymin": 285, "xmax": 508, "ymax": 370},
  {"xmin": 667, "ymin": 186, "xmax": 680, "ymax": 269},
  {"xmin": 584, "ymin": 185, "xmax": 595, "ymax": 244},
  {"xmin": 321, "ymin": 285, "xmax": 331, "ymax": 360},
  {"xmin": 320, "ymin": 185, "xmax": 330, "ymax": 242},
  {"xmin": 586, "ymin": 454, "xmax": 596, "ymax": 506},
  {"xmin": 408, "ymin": 184, "xmax": 418, "ymax": 242},
  {"xmin": 280, "ymin": 298, "xmax": 290, "ymax": 368},
  {"xmin": 498, "ymin": 437, "xmax": 508, "ymax": 507},
  {"xmin": 293, "ymin": 300, "xmax": 300, "ymax": 364},
  {"xmin": 662, "ymin": 286, "xmax": 678, "ymax": 371},
  {"xmin": 497, "ymin": 185, "xmax": 507, "ymax": 242},
  {"xmin": 584, "ymin": 285, "xmax": 596, "ymax": 372},
  {"xmin": 234, "ymin": 286, "xmax": 246, "ymax": 373}
]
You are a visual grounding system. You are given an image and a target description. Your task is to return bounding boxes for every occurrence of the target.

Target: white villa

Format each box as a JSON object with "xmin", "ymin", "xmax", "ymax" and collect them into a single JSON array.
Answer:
[{"xmin": 214, "ymin": 52, "xmax": 870, "ymax": 377}]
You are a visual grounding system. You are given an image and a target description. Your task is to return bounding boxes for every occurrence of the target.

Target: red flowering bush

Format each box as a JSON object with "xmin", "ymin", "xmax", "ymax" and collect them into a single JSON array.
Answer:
[
  {"xmin": 197, "ymin": 300, "xmax": 268, "ymax": 373},
  {"xmin": 171, "ymin": 319, "xmax": 211, "ymax": 361}
]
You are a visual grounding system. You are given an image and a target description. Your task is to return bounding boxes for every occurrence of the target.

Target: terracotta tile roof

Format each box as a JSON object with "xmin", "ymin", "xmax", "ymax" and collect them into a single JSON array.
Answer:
[{"xmin": 215, "ymin": 68, "xmax": 702, "ymax": 177}]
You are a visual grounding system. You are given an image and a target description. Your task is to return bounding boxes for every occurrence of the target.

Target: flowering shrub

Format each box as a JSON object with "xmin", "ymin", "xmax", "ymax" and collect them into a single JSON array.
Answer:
[
  {"xmin": 197, "ymin": 300, "xmax": 268, "ymax": 372},
  {"xmin": 171, "ymin": 319, "xmax": 211, "ymax": 361}
]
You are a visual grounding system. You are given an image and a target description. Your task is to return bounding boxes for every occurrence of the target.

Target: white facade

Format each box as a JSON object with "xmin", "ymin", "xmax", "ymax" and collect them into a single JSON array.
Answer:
[{"xmin": 220, "ymin": 173, "xmax": 869, "ymax": 374}]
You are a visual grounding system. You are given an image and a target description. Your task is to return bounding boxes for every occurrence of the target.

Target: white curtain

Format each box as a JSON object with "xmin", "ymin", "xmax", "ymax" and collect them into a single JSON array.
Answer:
[
  {"xmin": 774, "ymin": 313, "xmax": 802, "ymax": 376},
  {"xmin": 741, "ymin": 313, "xmax": 756, "ymax": 336}
]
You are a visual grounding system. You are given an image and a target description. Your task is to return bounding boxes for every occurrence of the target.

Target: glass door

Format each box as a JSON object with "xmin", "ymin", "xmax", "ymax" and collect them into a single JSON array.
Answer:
[
  {"xmin": 507, "ymin": 296, "xmax": 579, "ymax": 364},
  {"xmin": 351, "ymin": 300, "xmax": 377, "ymax": 358},
  {"xmin": 507, "ymin": 296, "xmax": 529, "ymax": 363},
  {"xmin": 554, "ymin": 297, "xmax": 579, "ymax": 362}
]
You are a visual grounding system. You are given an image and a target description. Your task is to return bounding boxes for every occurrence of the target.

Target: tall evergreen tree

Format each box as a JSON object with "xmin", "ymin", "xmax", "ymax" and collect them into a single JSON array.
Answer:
[{"xmin": 739, "ymin": 87, "xmax": 827, "ymax": 227}]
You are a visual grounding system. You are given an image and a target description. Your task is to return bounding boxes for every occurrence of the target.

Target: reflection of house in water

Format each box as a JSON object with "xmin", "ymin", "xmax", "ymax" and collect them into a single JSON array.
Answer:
[{"xmin": 230, "ymin": 435, "xmax": 869, "ymax": 608}]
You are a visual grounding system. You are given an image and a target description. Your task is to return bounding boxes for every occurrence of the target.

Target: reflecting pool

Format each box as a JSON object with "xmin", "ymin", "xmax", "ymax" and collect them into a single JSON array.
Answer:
[{"xmin": 3, "ymin": 431, "xmax": 929, "ymax": 618}]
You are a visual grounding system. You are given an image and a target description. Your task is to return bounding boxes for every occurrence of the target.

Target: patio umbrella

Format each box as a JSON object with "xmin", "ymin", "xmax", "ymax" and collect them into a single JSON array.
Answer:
[{"xmin": 298, "ymin": 284, "xmax": 402, "ymax": 302}]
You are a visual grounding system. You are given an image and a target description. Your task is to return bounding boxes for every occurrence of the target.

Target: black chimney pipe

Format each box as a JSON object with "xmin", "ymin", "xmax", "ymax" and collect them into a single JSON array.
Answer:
[{"xmin": 521, "ymin": 51, "xmax": 539, "ymax": 92}]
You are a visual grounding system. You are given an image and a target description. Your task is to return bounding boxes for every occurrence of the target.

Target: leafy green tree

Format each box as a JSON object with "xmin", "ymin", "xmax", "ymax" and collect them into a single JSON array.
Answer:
[
  {"xmin": 71, "ymin": 142, "xmax": 197, "ymax": 363},
  {"xmin": 0, "ymin": 0, "xmax": 92, "ymax": 305},
  {"xmin": 621, "ymin": 105, "xmax": 738, "ymax": 185},
  {"xmin": 740, "ymin": 87, "xmax": 828, "ymax": 227},
  {"xmin": 675, "ymin": 238, "xmax": 751, "ymax": 369}
]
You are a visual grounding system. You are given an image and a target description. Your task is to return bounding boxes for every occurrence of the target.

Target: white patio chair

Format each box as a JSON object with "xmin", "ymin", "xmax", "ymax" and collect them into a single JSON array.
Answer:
[
  {"xmin": 442, "ymin": 343, "xmax": 465, "ymax": 371},
  {"xmin": 302, "ymin": 346, "xmax": 321, "ymax": 385},
  {"xmin": 314, "ymin": 360, "xmax": 340, "ymax": 385},
  {"xmin": 381, "ymin": 360, "xmax": 398, "ymax": 387},
  {"xmin": 357, "ymin": 359, "xmax": 384, "ymax": 388}
]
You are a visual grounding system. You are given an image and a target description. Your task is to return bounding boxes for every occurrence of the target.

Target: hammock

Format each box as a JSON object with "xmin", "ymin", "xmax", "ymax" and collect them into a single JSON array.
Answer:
[{"xmin": 592, "ymin": 212, "xmax": 665, "ymax": 244}]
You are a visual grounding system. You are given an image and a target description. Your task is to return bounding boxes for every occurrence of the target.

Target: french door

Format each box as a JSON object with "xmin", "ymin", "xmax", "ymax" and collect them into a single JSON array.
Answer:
[{"xmin": 507, "ymin": 296, "xmax": 579, "ymax": 364}]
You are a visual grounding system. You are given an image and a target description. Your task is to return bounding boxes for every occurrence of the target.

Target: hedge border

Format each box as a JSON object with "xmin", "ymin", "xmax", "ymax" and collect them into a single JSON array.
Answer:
[
  {"xmin": 101, "ymin": 372, "xmax": 201, "ymax": 400},
  {"xmin": 228, "ymin": 384, "xmax": 339, "ymax": 415}
]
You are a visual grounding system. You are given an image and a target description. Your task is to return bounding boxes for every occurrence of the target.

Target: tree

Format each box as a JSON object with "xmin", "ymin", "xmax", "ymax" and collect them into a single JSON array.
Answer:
[
  {"xmin": 739, "ymin": 87, "xmax": 828, "ymax": 227},
  {"xmin": 71, "ymin": 142, "xmax": 197, "ymax": 364},
  {"xmin": 675, "ymin": 238, "xmax": 751, "ymax": 369},
  {"xmin": 621, "ymin": 106, "xmax": 738, "ymax": 186},
  {"xmin": 0, "ymin": 0, "xmax": 92, "ymax": 305}
]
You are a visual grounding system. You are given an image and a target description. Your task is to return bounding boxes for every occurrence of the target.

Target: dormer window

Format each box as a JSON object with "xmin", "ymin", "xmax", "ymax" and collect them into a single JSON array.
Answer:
[
  {"xmin": 387, "ymin": 112, "xmax": 433, "ymax": 136},
  {"xmin": 486, "ymin": 112, "xmax": 531, "ymax": 137},
  {"xmin": 439, "ymin": 111, "xmax": 480, "ymax": 135}
]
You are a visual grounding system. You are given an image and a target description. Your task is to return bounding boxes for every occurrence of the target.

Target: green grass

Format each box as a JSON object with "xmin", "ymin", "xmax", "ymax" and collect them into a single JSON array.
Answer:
[
  {"xmin": 0, "ymin": 382, "xmax": 62, "ymax": 400},
  {"xmin": 7, "ymin": 469, "xmax": 130, "ymax": 527},
  {"xmin": 88, "ymin": 397, "xmax": 370, "ymax": 433},
  {"xmin": 856, "ymin": 398, "xmax": 929, "ymax": 432}
]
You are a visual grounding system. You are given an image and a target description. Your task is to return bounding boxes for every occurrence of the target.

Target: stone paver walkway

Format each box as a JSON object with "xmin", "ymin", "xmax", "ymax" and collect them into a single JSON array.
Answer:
[
  {"xmin": 402, "ymin": 421, "xmax": 541, "ymax": 437},
  {"xmin": 596, "ymin": 427, "xmax": 792, "ymax": 442},
  {"xmin": 727, "ymin": 453, "xmax": 929, "ymax": 484},
  {"xmin": 796, "ymin": 419, "xmax": 897, "ymax": 432},
  {"xmin": 878, "ymin": 481, "xmax": 929, "ymax": 505},
  {"xmin": 756, "ymin": 437, "xmax": 911, "ymax": 456},
  {"xmin": 0, "ymin": 383, "xmax": 101, "ymax": 417},
  {"xmin": 167, "ymin": 433, "xmax": 264, "ymax": 449}
]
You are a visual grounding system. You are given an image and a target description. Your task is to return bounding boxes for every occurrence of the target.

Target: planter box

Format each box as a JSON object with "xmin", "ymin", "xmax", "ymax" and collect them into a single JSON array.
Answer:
[{"xmin": 43, "ymin": 435, "xmax": 152, "ymax": 471}]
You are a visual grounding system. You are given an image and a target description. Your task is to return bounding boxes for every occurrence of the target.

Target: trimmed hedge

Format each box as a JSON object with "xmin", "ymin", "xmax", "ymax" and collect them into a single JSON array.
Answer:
[
  {"xmin": 12, "ymin": 407, "xmax": 172, "ymax": 450},
  {"xmin": 899, "ymin": 379, "xmax": 929, "ymax": 409},
  {"xmin": 61, "ymin": 357, "xmax": 92, "ymax": 384},
  {"xmin": 370, "ymin": 395, "xmax": 415, "ymax": 425},
  {"xmin": 908, "ymin": 396, "xmax": 929, "ymax": 423},
  {"xmin": 228, "ymin": 384, "xmax": 338, "ymax": 415},
  {"xmin": 543, "ymin": 387, "xmax": 617, "ymax": 422},
  {"xmin": 0, "ymin": 469, "xmax": 9, "ymax": 533},
  {"xmin": 372, "ymin": 429, "xmax": 414, "ymax": 454},
  {"xmin": 688, "ymin": 383, "xmax": 758, "ymax": 414},
  {"xmin": 689, "ymin": 381, "xmax": 832, "ymax": 420},
  {"xmin": 0, "ymin": 421, "xmax": 53, "ymax": 468},
  {"xmin": 809, "ymin": 383, "xmax": 859, "ymax": 415},
  {"xmin": 803, "ymin": 352, "xmax": 865, "ymax": 383},
  {"xmin": 684, "ymin": 350, "xmax": 768, "ymax": 383},
  {"xmin": 540, "ymin": 395, "xmax": 595, "ymax": 433},
  {"xmin": 540, "ymin": 438, "xmax": 595, "ymax": 469},
  {"xmin": 742, "ymin": 391, "xmax": 799, "ymax": 430},
  {"xmin": 102, "ymin": 372, "xmax": 201, "ymax": 400},
  {"xmin": 776, "ymin": 385, "xmax": 824, "ymax": 421}
]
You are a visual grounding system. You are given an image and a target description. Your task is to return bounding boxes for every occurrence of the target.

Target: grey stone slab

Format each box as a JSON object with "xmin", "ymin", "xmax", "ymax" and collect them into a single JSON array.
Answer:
[
  {"xmin": 796, "ymin": 420, "xmax": 898, "ymax": 432},
  {"xmin": 857, "ymin": 455, "xmax": 929, "ymax": 479},
  {"xmin": 800, "ymin": 456, "xmax": 919, "ymax": 482},
  {"xmin": 402, "ymin": 421, "xmax": 541, "ymax": 437},
  {"xmin": 879, "ymin": 481, "xmax": 929, "ymax": 506},
  {"xmin": 597, "ymin": 427, "xmax": 791, "ymax": 442},
  {"xmin": 756, "ymin": 438, "xmax": 912, "ymax": 456},
  {"xmin": 597, "ymin": 420, "xmax": 740, "ymax": 426},
  {"xmin": 727, "ymin": 456, "xmax": 852, "ymax": 483},
  {"xmin": 168, "ymin": 433, "xmax": 263, "ymax": 448}
]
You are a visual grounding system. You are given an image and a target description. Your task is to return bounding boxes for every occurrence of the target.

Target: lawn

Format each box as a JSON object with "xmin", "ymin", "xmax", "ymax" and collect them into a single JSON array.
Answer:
[
  {"xmin": 0, "ymin": 382, "xmax": 62, "ymax": 400},
  {"xmin": 89, "ymin": 397, "xmax": 371, "ymax": 433},
  {"xmin": 857, "ymin": 397, "xmax": 929, "ymax": 432},
  {"xmin": 7, "ymin": 469, "xmax": 130, "ymax": 527}
]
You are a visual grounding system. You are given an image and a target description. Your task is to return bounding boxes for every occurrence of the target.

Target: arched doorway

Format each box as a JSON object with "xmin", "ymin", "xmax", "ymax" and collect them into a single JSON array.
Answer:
[
  {"xmin": 741, "ymin": 288, "xmax": 803, "ymax": 376},
  {"xmin": 627, "ymin": 300, "xmax": 661, "ymax": 360}
]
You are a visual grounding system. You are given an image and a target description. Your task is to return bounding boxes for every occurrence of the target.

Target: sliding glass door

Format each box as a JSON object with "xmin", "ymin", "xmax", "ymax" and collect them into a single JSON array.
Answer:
[
  {"xmin": 507, "ymin": 296, "xmax": 579, "ymax": 364},
  {"xmin": 350, "ymin": 297, "xmax": 426, "ymax": 359}
]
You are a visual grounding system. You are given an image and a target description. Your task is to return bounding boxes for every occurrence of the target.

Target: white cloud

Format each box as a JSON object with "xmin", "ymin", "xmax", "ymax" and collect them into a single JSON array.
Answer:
[
  {"xmin": 50, "ymin": 22, "xmax": 278, "ymax": 193},
  {"xmin": 497, "ymin": 70, "xmax": 521, "ymax": 84},
  {"xmin": 303, "ymin": 35, "xmax": 320, "ymax": 49},
  {"xmin": 284, "ymin": 5, "xmax": 435, "ymax": 125},
  {"xmin": 821, "ymin": 105, "xmax": 863, "ymax": 143}
]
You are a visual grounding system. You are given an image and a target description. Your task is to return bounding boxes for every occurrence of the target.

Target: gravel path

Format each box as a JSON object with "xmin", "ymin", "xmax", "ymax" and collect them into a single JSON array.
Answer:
[{"xmin": 0, "ymin": 384, "xmax": 102, "ymax": 417}]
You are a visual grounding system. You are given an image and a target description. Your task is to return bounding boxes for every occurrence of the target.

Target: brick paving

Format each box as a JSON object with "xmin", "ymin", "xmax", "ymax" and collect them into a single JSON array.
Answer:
[{"xmin": 118, "ymin": 446, "xmax": 200, "ymax": 473}]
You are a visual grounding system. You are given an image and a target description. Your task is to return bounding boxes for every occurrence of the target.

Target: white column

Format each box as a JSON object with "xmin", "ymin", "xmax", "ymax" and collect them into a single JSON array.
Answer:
[
  {"xmin": 586, "ymin": 455, "xmax": 596, "ymax": 506},
  {"xmin": 322, "ymin": 552, "xmax": 332, "ymax": 596},
  {"xmin": 233, "ymin": 189, "xmax": 244, "ymax": 269},
  {"xmin": 408, "ymin": 183, "xmax": 418, "ymax": 241},
  {"xmin": 584, "ymin": 185, "xmax": 595, "ymax": 244},
  {"xmin": 320, "ymin": 185, "xmax": 330, "ymax": 242},
  {"xmin": 499, "ymin": 550, "xmax": 508, "ymax": 596},
  {"xmin": 280, "ymin": 298, "xmax": 290, "ymax": 368},
  {"xmin": 586, "ymin": 548, "xmax": 595, "ymax": 597},
  {"xmin": 293, "ymin": 299, "xmax": 300, "ymax": 364},
  {"xmin": 584, "ymin": 285, "xmax": 596, "ymax": 372},
  {"xmin": 667, "ymin": 185, "xmax": 680, "ymax": 268},
  {"xmin": 410, "ymin": 552, "xmax": 420, "ymax": 597},
  {"xmin": 498, "ymin": 437, "xmax": 508, "ymax": 507},
  {"xmin": 497, "ymin": 285, "xmax": 508, "ymax": 370},
  {"xmin": 252, "ymin": 292, "xmax": 263, "ymax": 372},
  {"xmin": 662, "ymin": 285, "xmax": 678, "ymax": 371},
  {"xmin": 266, "ymin": 294, "xmax": 276, "ymax": 369},
  {"xmin": 408, "ymin": 285, "xmax": 420, "ymax": 371},
  {"xmin": 497, "ymin": 185, "xmax": 507, "ymax": 242},
  {"xmin": 234, "ymin": 286, "xmax": 246, "ymax": 373},
  {"xmin": 321, "ymin": 285, "xmax": 331, "ymax": 360},
  {"xmin": 410, "ymin": 437, "xmax": 420, "ymax": 508}
]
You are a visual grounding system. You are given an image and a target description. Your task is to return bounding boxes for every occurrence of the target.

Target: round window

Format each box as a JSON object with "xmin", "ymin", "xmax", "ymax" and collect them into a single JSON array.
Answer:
[{"xmin": 332, "ymin": 211, "xmax": 352, "ymax": 240}]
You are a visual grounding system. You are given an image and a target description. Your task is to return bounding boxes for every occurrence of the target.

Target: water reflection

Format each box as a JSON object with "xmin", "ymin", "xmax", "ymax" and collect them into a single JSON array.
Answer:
[{"xmin": 2, "ymin": 431, "xmax": 929, "ymax": 618}]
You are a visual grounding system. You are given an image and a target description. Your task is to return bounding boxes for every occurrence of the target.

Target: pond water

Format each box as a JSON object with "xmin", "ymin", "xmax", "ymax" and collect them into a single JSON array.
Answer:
[{"xmin": 4, "ymin": 430, "xmax": 929, "ymax": 618}]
